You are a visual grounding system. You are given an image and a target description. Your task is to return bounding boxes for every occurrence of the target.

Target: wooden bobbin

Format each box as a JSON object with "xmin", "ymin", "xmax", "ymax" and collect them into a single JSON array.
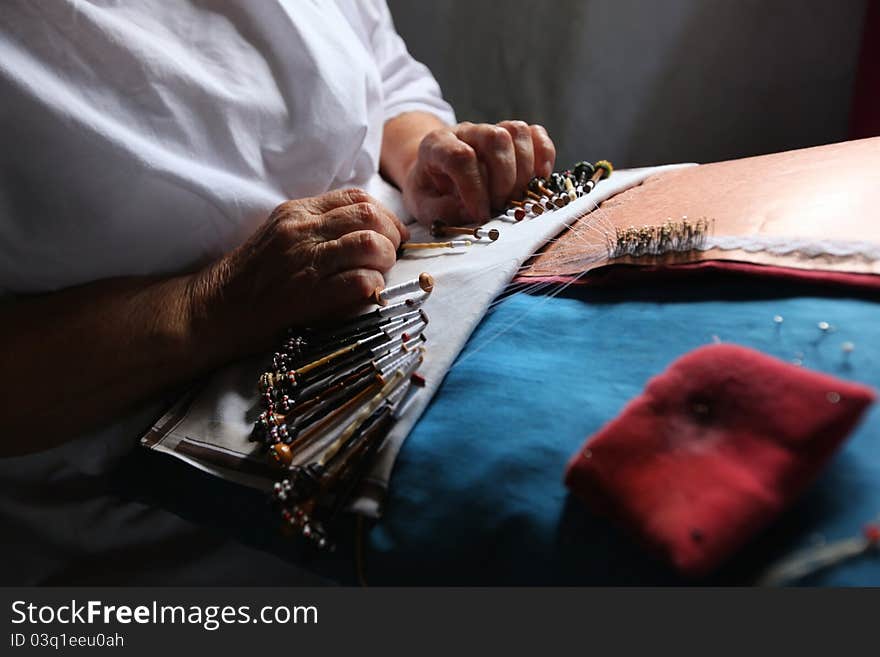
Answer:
[
  {"xmin": 400, "ymin": 240, "xmax": 471, "ymax": 251},
  {"xmin": 271, "ymin": 442, "xmax": 293, "ymax": 468},
  {"xmin": 586, "ymin": 159, "xmax": 613, "ymax": 191},
  {"xmin": 431, "ymin": 221, "xmax": 500, "ymax": 241},
  {"xmin": 371, "ymin": 272, "xmax": 434, "ymax": 306}
]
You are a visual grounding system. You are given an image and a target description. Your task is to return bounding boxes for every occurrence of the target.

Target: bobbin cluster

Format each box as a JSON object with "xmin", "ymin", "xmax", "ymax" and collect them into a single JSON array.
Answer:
[
  {"xmin": 504, "ymin": 160, "xmax": 613, "ymax": 221},
  {"xmin": 257, "ymin": 275, "xmax": 433, "ymax": 549},
  {"xmin": 394, "ymin": 159, "xmax": 612, "ymax": 255}
]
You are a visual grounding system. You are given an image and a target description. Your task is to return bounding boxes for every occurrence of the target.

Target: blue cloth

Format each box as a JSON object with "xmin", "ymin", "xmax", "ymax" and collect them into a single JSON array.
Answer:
[{"xmin": 365, "ymin": 278, "xmax": 880, "ymax": 585}]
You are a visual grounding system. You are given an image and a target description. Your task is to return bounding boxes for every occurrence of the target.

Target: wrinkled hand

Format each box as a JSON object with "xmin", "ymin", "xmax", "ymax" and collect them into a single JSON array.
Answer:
[
  {"xmin": 402, "ymin": 121, "xmax": 556, "ymax": 225},
  {"xmin": 189, "ymin": 189, "xmax": 409, "ymax": 356}
]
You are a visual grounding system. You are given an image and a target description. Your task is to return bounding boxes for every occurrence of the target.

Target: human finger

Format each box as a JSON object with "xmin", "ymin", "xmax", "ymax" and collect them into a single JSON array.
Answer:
[
  {"xmin": 454, "ymin": 122, "xmax": 517, "ymax": 210},
  {"xmin": 311, "ymin": 230, "xmax": 397, "ymax": 277},
  {"xmin": 419, "ymin": 129, "xmax": 491, "ymax": 221},
  {"xmin": 317, "ymin": 201, "xmax": 409, "ymax": 249},
  {"xmin": 529, "ymin": 124, "xmax": 556, "ymax": 179},
  {"xmin": 498, "ymin": 120, "xmax": 536, "ymax": 197}
]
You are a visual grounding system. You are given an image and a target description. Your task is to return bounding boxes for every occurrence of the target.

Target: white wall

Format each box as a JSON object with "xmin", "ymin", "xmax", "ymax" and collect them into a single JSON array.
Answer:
[{"xmin": 388, "ymin": 0, "xmax": 868, "ymax": 168}]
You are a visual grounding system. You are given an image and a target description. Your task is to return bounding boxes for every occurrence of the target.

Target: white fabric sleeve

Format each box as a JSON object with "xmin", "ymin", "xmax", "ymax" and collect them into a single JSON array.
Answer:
[{"xmin": 358, "ymin": 0, "xmax": 456, "ymax": 125}]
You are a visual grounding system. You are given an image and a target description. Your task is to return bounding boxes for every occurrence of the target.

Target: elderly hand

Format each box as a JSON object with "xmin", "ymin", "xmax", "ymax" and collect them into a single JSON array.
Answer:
[
  {"xmin": 189, "ymin": 188, "xmax": 409, "ymax": 356},
  {"xmin": 0, "ymin": 188, "xmax": 409, "ymax": 452},
  {"xmin": 401, "ymin": 121, "xmax": 556, "ymax": 225}
]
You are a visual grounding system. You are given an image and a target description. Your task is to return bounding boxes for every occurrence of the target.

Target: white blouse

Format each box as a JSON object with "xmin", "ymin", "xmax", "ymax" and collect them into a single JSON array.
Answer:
[{"xmin": 0, "ymin": 0, "xmax": 455, "ymax": 294}]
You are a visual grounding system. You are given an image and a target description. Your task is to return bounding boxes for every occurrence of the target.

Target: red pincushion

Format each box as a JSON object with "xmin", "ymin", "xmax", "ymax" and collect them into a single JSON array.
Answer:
[{"xmin": 564, "ymin": 344, "xmax": 876, "ymax": 577}]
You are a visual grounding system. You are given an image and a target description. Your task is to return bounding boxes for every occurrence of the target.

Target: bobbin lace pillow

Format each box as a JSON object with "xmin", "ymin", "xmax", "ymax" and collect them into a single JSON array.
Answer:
[{"xmin": 564, "ymin": 343, "xmax": 876, "ymax": 578}]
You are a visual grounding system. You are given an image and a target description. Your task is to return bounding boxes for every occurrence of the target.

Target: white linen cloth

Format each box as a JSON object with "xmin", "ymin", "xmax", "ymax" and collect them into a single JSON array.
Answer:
[{"xmin": 0, "ymin": 0, "xmax": 453, "ymax": 294}]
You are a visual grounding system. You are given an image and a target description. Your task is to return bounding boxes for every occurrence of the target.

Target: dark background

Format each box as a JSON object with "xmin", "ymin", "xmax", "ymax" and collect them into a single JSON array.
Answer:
[{"xmin": 389, "ymin": 0, "xmax": 869, "ymax": 168}]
